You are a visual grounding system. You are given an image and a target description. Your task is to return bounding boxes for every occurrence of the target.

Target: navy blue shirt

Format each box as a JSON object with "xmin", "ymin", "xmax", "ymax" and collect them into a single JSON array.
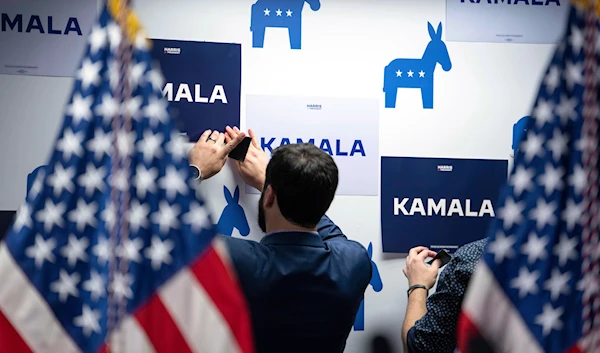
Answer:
[
  {"xmin": 222, "ymin": 215, "xmax": 372, "ymax": 353},
  {"xmin": 406, "ymin": 239, "xmax": 488, "ymax": 353}
]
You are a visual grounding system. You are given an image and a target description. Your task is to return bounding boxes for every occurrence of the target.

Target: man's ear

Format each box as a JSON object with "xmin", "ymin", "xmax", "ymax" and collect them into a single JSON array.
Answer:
[{"xmin": 263, "ymin": 185, "xmax": 276, "ymax": 208}]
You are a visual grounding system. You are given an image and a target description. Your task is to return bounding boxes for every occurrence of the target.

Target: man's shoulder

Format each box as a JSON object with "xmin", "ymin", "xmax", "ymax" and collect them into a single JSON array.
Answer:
[{"xmin": 453, "ymin": 238, "xmax": 488, "ymax": 263}]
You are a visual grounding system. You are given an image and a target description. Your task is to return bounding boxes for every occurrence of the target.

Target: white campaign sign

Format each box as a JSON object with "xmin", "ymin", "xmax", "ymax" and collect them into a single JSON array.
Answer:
[
  {"xmin": 246, "ymin": 95, "xmax": 379, "ymax": 196},
  {"xmin": 0, "ymin": 0, "xmax": 97, "ymax": 77}
]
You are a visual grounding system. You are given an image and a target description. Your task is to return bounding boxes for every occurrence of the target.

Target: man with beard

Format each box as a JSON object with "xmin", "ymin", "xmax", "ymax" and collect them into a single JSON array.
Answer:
[{"xmin": 190, "ymin": 126, "xmax": 372, "ymax": 353}]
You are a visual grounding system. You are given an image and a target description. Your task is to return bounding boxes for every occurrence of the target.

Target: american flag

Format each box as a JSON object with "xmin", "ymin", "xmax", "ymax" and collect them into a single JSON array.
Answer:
[
  {"xmin": 0, "ymin": 4, "xmax": 254, "ymax": 353},
  {"xmin": 457, "ymin": 2, "xmax": 600, "ymax": 353}
]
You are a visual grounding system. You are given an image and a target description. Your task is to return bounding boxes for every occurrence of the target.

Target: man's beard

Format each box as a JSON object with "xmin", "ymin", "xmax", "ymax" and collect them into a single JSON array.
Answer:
[{"xmin": 258, "ymin": 191, "xmax": 266, "ymax": 233}]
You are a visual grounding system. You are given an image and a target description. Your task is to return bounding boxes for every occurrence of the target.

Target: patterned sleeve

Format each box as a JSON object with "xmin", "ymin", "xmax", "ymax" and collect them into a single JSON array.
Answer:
[{"xmin": 407, "ymin": 246, "xmax": 478, "ymax": 353}]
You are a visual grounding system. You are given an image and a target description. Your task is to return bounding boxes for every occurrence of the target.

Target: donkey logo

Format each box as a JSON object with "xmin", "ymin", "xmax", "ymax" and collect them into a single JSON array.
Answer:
[
  {"xmin": 216, "ymin": 185, "xmax": 250, "ymax": 237},
  {"xmin": 512, "ymin": 116, "xmax": 530, "ymax": 157},
  {"xmin": 353, "ymin": 242, "xmax": 383, "ymax": 331},
  {"xmin": 383, "ymin": 22, "xmax": 452, "ymax": 109},
  {"xmin": 250, "ymin": 0, "xmax": 321, "ymax": 49}
]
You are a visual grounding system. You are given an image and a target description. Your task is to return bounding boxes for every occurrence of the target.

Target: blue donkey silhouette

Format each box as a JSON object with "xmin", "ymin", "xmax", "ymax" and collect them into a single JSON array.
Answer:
[
  {"xmin": 512, "ymin": 116, "xmax": 531, "ymax": 157},
  {"xmin": 353, "ymin": 242, "xmax": 383, "ymax": 331},
  {"xmin": 383, "ymin": 22, "xmax": 452, "ymax": 109},
  {"xmin": 27, "ymin": 165, "xmax": 48, "ymax": 197},
  {"xmin": 216, "ymin": 185, "xmax": 250, "ymax": 237},
  {"xmin": 250, "ymin": 0, "xmax": 321, "ymax": 49}
]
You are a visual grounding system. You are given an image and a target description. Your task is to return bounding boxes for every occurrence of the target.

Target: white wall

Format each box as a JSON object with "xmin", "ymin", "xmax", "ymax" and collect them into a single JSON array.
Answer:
[{"xmin": 0, "ymin": 0, "xmax": 557, "ymax": 352}]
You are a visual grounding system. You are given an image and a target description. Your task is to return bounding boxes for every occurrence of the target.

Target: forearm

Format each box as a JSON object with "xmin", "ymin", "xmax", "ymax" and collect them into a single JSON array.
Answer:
[{"xmin": 402, "ymin": 289, "xmax": 428, "ymax": 350}]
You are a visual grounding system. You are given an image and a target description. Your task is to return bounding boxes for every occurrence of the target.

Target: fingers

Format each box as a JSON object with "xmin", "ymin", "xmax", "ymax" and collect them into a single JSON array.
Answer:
[
  {"xmin": 224, "ymin": 126, "xmax": 233, "ymax": 143},
  {"xmin": 208, "ymin": 130, "xmax": 219, "ymax": 142},
  {"xmin": 248, "ymin": 128, "xmax": 261, "ymax": 149},
  {"xmin": 408, "ymin": 246, "xmax": 428, "ymax": 258},
  {"xmin": 430, "ymin": 259, "xmax": 442, "ymax": 271},
  {"xmin": 220, "ymin": 131, "xmax": 246, "ymax": 157},
  {"xmin": 215, "ymin": 132, "xmax": 225, "ymax": 146},
  {"xmin": 199, "ymin": 130, "xmax": 212, "ymax": 143}
]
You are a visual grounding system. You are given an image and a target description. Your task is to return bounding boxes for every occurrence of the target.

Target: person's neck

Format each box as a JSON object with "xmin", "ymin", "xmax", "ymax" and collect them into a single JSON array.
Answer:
[{"xmin": 266, "ymin": 218, "xmax": 317, "ymax": 234}]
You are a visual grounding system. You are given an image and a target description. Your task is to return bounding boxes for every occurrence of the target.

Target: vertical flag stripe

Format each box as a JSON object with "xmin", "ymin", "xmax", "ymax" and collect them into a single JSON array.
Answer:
[
  {"xmin": 0, "ymin": 244, "xmax": 81, "ymax": 353},
  {"xmin": 159, "ymin": 268, "xmax": 241, "ymax": 353},
  {"xmin": 97, "ymin": 317, "xmax": 157, "ymax": 353}
]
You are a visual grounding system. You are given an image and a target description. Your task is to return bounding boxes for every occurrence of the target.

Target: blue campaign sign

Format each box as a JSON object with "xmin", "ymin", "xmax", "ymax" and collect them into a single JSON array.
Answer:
[
  {"xmin": 353, "ymin": 242, "xmax": 382, "ymax": 331},
  {"xmin": 513, "ymin": 116, "xmax": 531, "ymax": 156},
  {"xmin": 215, "ymin": 185, "xmax": 250, "ymax": 237},
  {"xmin": 446, "ymin": 0, "xmax": 570, "ymax": 44},
  {"xmin": 250, "ymin": 0, "xmax": 321, "ymax": 49},
  {"xmin": 150, "ymin": 39, "xmax": 241, "ymax": 142},
  {"xmin": 383, "ymin": 22, "xmax": 452, "ymax": 110},
  {"xmin": 381, "ymin": 157, "xmax": 508, "ymax": 253}
]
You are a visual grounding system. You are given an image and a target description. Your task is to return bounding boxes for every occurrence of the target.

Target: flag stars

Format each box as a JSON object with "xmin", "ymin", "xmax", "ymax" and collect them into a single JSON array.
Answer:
[
  {"xmin": 74, "ymin": 305, "xmax": 101, "ymax": 337},
  {"xmin": 35, "ymin": 200, "xmax": 66, "ymax": 233},
  {"xmin": 535, "ymin": 304, "xmax": 564, "ymax": 336},
  {"xmin": 511, "ymin": 166, "xmax": 534, "ymax": 196},
  {"xmin": 95, "ymin": 93, "xmax": 119, "ymax": 125},
  {"xmin": 544, "ymin": 269, "xmax": 571, "ymax": 301},
  {"xmin": 145, "ymin": 236, "xmax": 175, "ymax": 271},
  {"xmin": 88, "ymin": 25, "xmax": 107, "ymax": 55},
  {"xmin": 510, "ymin": 267, "xmax": 540, "ymax": 298},
  {"xmin": 50, "ymin": 269, "xmax": 80, "ymax": 302},
  {"xmin": 78, "ymin": 164, "xmax": 107, "ymax": 197},
  {"xmin": 87, "ymin": 128, "xmax": 112, "ymax": 162},
  {"xmin": 530, "ymin": 199, "xmax": 557, "ymax": 230},
  {"xmin": 92, "ymin": 237, "xmax": 111, "ymax": 266},
  {"xmin": 183, "ymin": 202, "xmax": 211, "ymax": 233},
  {"xmin": 166, "ymin": 133, "xmax": 189, "ymax": 162},
  {"xmin": 106, "ymin": 22, "xmax": 122, "ymax": 51},
  {"xmin": 488, "ymin": 231, "xmax": 516, "ymax": 264},
  {"xmin": 47, "ymin": 164, "xmax": 76, "ymax": 197},
  {"xmin": 137, "ymin": 130, "xmax": 164, "ymax": 164},
  {"xmin": 128, "ymin": 200, "xmax": 150, "ymax": 233},
  {"xmin": 56, "ymin": 129, "xmax": 85, "ymax": 160},
  {"xmin": 110, "ymin": 272, "xmax": 134, "ymax": 301},
  {"xmin": 521, "ymin": 133, "xmax": 544, "ymax": 162},
  {"xmin": 562, "ymin": 199, "xmax": 582, "ymax": 231},
  {"xmin": 144, "ymin": 96, "xmax": 169, "ymax": 127},
  {"xmin": 521, "ymin": 233, "xmax": 549, "ymax": 264},
  {"xmin": 498, "ymin": 198, "xmax": 524, "ymax": 229},
  {"xmin": 147, "ymin": 66, "xmax": 165, "ymax": 93},
  {"xmin": 569, "ymin": 165, "xmax": 586, "ymax": 195},
  {"xmin": 569, "ymin": 26, "xmax": 584, "ymax": 55},
  {"xmin": 547, "ymin": 129, "xmax": 568, "ymax": 161},
  {"xmin": 554, "ymin": 234, "xmax": 579, "ymax": 266},
  {"xmin": 67, "ymin": 200, "xmax": 98, "ymax": 233},
  {"xmin": 159, "ymin": 166, "xmax": 188, "ymax": 200},
  {"xmin": 118, "ymin": 237, "xmax": 144, "ymax": 264},
  {"xmin": 25, "ymin": 235, "xmax": 57, "ymax": 268},
  {"xmin": 82, "ymin": 270, "xmax": 105, "ymax": 302},
  {"xmin": 538, "ymin": 164, "xmax": 564, "ymax": 196},
  {"xmin": 556, "ymin": 94, "xmax": 578, "ymax": 123},
  {"xmin": 152, "ymin": 201, "xmax": 181, "ymax": 234},
  {"xmin": 60, "ymin": 235, "xmax": 89, "ymax": 267},
  {"xmin": 116, "ymin": 130, "xmax": 137, "ymax": 157},
  {"xmin": 101, "ymin": 203, "xmax": 116, "ymax": 231},
  {"xmin": 544, "ymin": 66, "xmax": 560, "ymax": 94},
  {"xmin": 565, "ymin": 61, "xmax": 583, "ymax": 90},
  {"xmin": 134, "ymin": 166, "xmax": 159, "ymax": 199},
  {"xmin": 13, "ymin": 203, "xmax": 32, "ymax": 232},
  {"xmin": 75, "ymin": 59, "xmax": 102, "ymax": 91},
  {"xmin": 533, "ymin": 99, "xmax": 554, "ymax": 128}
]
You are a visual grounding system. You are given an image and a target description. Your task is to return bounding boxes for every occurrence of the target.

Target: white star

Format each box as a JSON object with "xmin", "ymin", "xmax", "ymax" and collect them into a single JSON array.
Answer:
[
  {"xmin": 522, "ymin": 133, "xmax": 544, "ymax": 162},
  {"xmin": 147, "ymin": 65, "xmax": 165, "ymax": 92},
  {"xmin": 128, "ymin": 200, "xmax": 150, "ymax": 233},
  {"xmin": 538, "ymin": 164, "xmax": 564, "ymax": 196},
  {"xmin": 78, "ymin": 164, "xmax": 107, "ymax": 197},
  {"xmin": 123, "ymin": 96, "xmax": 143, "ymax": 121},
  {"xmin": 555, "ymin": 95, "xmax": 577, "ymax": 123},
  {"xmin": 56, "ymin": 129, "xmax": 84, "ymax": 160},
  {"xmin": 577, "ymin": 272, "xmax": 599, "ymax": 299},
  {"xmin": 533, "ymin": 99, "xmax": 554, "ymax": 128},
  {"xmin": 183, "ymin": 202, "xmax": 211, "ymax": 233},
  {"xmin": 544, "ymin": 269, "xmax": 571, "ymax": 301},
  {"xmin": 110, "ymin": 272, "xmax": 134, "ymax": 301},
  {"xmin": 548, "ymin": 129, "xmax": 568, "ymax": 161},
  {"xmin": 101, "ymin": 203, "xmax": 116, "ymax": 231},
  {"xmin": 82, "ymin": 270, "xmax": 105, "ymax": 302},
  {"xmin": 95, "ymin": 93, "xmax": 119, "ymax": 125},
  {"xmin": 67, "ymin": 200, "xmax": 98, "ymax": 232},
  {"xmin": 276, "ymin": 8, "xmax": 282, "ymax": 16},
  {"xmin": 110, "ymin": 170, "xmax": 128, "ymax": 192},
  {"xmin": 535, "ymin": 304, "xmax": 564, "ymax": 336},
  {"xmin": 530, "ymin": 199, "xmax": 557, "ymax": 230},
  {"xmin": 93, "ymin": 237, "xmax": 111, "ymax": 265},
  {"xmin": 159, "ymin": 166, "xmax": 188, "ymax": 200},
  {"xmin": 165, "ymin": 133, "xmax": 188, "ymax": 162},
  {"xmin": 145, "ymin": 236, "xmax": 175, "ymax": 271},
  {"xmin": 395, "ymin": 70, "xmax": 402, "ymax": 77},
  {"xmin": 73, "ymin": 305, "xmax": 101, "ymax": 337},
  {"xmin": 118, "ymin": 237, "xmax": 144, "ymax": 263},
  {"xmin": 565, "ymin": 61, "xmax": 583, "ymax": 90},
  {"xmin": 134, "ymin": 166, "xmax": 158, "ymax": 199},
  {"xmin": 106, "ymin": 22, "xmax": 122, "ymax": 51},
  {"xmin": 35, "ymin": 200, "xmax": 66, "ymax": 233},
  {"xmin": 144, "ymin": 95, "xmax": 169, "ymax": 127},
  {"xmin": 554, "ymin": 234, "xmax": 579, "ymax": 266},
  {"xmin": 129, "ymin": 61, "xmax": 147, "ymax": 89},
  {"xmin": 562, "ymin": 199, "xmax": 582, "ymax": 231},
  {"xmin": 75, "ymin": 59, "xmax": 102, "ymax": 91},
  {"xmin": 286, "ymin": 9, "xmax": 293, "ymax": 16},
  {"xmin": 88, "ymin": 25, "xmax": 107, "ymax": 55},
  {"xmin": 137, "ymin": 130, "xmax": 164, "ymax": 164},
  {"xmin": 488, "ymin": 231, "xmax": 516, "ymax": 264},
  {"xmin": 498, "ymin": 198, "xmax": 524, "ymax": 229},
  {"xmin": 575, "ymin": 136, "xmax": 592, "ymax": 153},
  {"xmin": 87, "ymin": 128, "xmax": 112, "ymax": 162},
  {"xmin": 418, "ymin": 70, "xmax": 425, "ymax": 77},
  {"xmin": 521, "ymin": 233, "xmax": 549, "ymax": 264},
  {"xmin": 116, "ymin": 130, "xmax": 136, "ymax": 157},
  {"xmin": 569, "ymin": 26, "xmax": 584, "ymax": 55},
  {"xmin": 511, "ymin": 166, "xmax": 534, "ymax": 196},
  {"xmin": 47, "ymin": 163, "xmax": 75, "ymax": 197},
  {"xmin": 407, "ymin": 70, "xmax": 414, "ymax": 77},
  {"xmin": 510, "ymin": 267, "xmax": 540, "ymax": 298},
  {"xmin": 13, "ymin": 203, "xmax": 32, "ymax": 232},
  {"xmin": 263, "ymin": 8, "xmax": 271, "ymax": 15},
  {"xmin": 151, "ymin": 201, "xmax": 181, "ymax": 234},
  {"xmin": 50, "ymin": 269, "xmax": 80, "ymax": 302},
  {"xmin": 544, "ymin": 66, "xmax": 560, "ymax": 94},
  {"xmin": 60, "ymin": 235, "xmax": 89, "ymax": 267},
  {"xmin": 569, "ymin": 165, "xmax": 586, "ymax": 195},
  {"xmin": 25, "ymin": 235, "xmax": 56, "ymax": 268}
]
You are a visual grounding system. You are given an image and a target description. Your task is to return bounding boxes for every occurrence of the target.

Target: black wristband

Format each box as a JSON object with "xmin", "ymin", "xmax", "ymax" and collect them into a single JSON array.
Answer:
[{"xmin": 407, "ymin": 284, "xmax": 428, "ymax": 298}]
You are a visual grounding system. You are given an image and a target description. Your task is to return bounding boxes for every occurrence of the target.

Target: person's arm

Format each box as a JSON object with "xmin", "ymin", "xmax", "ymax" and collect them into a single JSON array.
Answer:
[
  {"xmin": 316, "ymin": 215, "xmax": 347, "ymax": 241},
  {"xmin": 402, "ymin": 288, "xmax": 428, "ymax": 345},
  {"xmin": 188, "ymin": 128, "xmax": 246, "ymax": 181}
]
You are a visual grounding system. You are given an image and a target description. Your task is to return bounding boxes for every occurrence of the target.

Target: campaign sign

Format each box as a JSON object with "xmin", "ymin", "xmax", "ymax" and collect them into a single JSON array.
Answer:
[
  {"xmin": 246, "ymin": 95, "xmax": 379, "ymax": 196},
  {"xmin": 0, "ymin": 0, "xmax": 97, "ymax": 76},
  {"xmin": 446, "ymin": 0, "xmax": 570, "ymax": 44},
  {"xmin": 150, "ymin": 39, "xmax": 241, "ymax": 142},
  {"xmin": 381, "ymin": 157, "xmax": 508, "ymax": 253}
]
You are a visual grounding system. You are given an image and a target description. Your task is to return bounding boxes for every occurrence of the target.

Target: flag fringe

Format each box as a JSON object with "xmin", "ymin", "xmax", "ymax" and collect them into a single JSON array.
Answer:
[
  {"xmin": 107, "ymin": 0, "xmax": 151, "ymax": 48},
  {"xmin": 572, "ymin": 0, "xmax": 600, "ymax": 17}
]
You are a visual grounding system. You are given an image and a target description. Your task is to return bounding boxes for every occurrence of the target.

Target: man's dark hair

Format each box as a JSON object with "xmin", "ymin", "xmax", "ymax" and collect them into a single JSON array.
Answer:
[{"xmin": 264, "ymin": 143, "xmax": 338, "ymax": 228}]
